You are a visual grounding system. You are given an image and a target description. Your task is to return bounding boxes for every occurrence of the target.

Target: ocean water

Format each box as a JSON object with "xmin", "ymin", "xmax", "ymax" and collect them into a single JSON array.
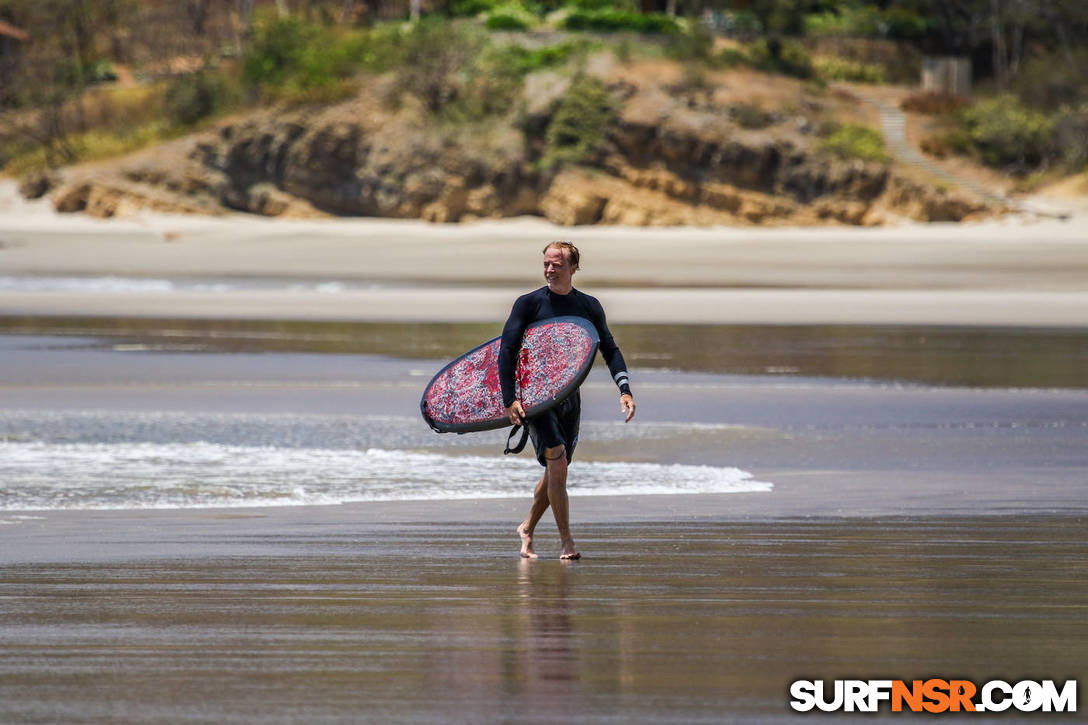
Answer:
[
  {"xmin": 0, "ymin": 275, "xmax": 363, "ymax": 294},
  {"xmin": 0, "ymin": 410, "xmax": 772, "ymax": 511},
  {"xmin": 5, "ymin": 326, "xmax": 1086, "ymax": 517}
]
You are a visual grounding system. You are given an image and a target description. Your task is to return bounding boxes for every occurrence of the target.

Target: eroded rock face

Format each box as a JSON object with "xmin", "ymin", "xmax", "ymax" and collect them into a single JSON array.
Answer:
[
  {"xmin": 43, "ymin": 77, "xmax": 1003, "ymax": 226},
  {"xmin": 179, "ymin": 111, "xmax": 542, "ymax": 222},
  {"xmin": 18, "ymin": 170, "xmax": 59, "ymax": 200}
]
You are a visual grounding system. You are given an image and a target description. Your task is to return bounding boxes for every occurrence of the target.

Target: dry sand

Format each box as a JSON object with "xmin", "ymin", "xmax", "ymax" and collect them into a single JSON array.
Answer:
[{"xmin": 2, "ymin": 181, "xmax": 1088, "ymax": 326}]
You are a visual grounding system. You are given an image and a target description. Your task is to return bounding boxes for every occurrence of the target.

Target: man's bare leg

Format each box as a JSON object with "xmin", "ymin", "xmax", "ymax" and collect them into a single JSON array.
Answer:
[
  {"xmin": 518, "ymin": 472, "xmax": 549, "ymax": 559},
  {"xmin": 545, "ymin": 445, "xmax": 580, "ymax": 560}
]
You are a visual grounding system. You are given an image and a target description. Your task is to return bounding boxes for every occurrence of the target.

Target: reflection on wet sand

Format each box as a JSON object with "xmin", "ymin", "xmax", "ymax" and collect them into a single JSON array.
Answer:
[
  {"xmin": 1, "ymin": 515, "xmax": 1086, "ymax": 722},
  {"xmin": 504, "ymin": 560, "xmax": 581, "ymax": 716},
  {"xmin": 516, "ymin": 559, "xmax": 577, "ymax": 679}
]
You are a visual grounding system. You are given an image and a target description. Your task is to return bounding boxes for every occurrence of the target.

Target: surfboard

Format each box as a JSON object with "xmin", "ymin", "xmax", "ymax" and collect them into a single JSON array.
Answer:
[{"xmin": 420, "ymin": 316, "xmax": 600, "ymax": 434}]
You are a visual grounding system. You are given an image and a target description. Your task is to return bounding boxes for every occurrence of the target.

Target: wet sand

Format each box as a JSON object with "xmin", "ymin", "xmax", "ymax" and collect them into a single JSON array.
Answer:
[
  {"xmin": 2, "ymin": 507, "xmax": 1086, "ymax": 723},
  {"xmin": 5, "ymin": 317, "xmax": 1088, "ymax": 388}
]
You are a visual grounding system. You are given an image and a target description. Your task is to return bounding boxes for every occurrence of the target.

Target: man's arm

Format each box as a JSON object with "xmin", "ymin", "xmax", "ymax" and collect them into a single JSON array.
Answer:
[
  {"xmin": 587, "ymin": 297, "xmax": 636, "ymax": 422},
  {"xmin": 499, "ymin": 295, "xmax": 532, "ymax": 422}
]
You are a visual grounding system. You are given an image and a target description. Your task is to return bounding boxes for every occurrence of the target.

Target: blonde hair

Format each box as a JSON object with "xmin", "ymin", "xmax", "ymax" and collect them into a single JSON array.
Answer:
[{"xmin": 543, "ymin": 240, "xmax": 580, "ymax": 270}]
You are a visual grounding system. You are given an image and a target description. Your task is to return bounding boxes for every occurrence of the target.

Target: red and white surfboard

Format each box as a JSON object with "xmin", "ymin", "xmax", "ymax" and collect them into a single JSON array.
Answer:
[{"xmin": 420, "ymin": 316, "xmax": 600, "ymax": 434}]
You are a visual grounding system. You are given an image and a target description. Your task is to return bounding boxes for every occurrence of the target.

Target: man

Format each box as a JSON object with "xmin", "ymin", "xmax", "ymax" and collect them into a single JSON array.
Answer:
[{"xmin": 500, "ymin": 241, "xmax": 636, "ymax": 560}]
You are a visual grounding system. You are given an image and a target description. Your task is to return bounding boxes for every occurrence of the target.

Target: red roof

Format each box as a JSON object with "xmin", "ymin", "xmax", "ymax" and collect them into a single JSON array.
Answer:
[{"xmin": 0, "ymin": 20, "xmax": 30, "ymax": 42}]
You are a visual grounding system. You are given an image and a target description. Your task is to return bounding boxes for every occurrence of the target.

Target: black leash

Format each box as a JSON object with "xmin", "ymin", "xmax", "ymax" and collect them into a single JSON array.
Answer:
[{"xmin": 504, "ymin": 424, "xmax": 529, "ymax": 455}]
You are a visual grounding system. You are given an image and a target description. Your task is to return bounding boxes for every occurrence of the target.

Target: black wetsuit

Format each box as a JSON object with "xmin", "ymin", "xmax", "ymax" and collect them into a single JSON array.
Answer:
[{"xmin": 499, "ymin": 286, "xmax": 631, "ymax": 465}]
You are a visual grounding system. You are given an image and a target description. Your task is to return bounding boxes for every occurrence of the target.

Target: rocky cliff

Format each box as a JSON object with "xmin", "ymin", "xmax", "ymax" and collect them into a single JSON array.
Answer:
[{"xmin": 41, "ymin": 67, "xmax": 998, "ymax": 226}]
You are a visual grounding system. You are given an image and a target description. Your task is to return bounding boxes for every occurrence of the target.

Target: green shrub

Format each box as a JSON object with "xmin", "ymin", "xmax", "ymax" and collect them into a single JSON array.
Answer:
[
  {"xmin": 881, "ymin": 7, "xmax": 928, "ymax": 39},
  {"xmin": 243, "ymin": 18, "xmax": 313, "ymax": 87},
  {"xmin": 242, "ymin": 18, "xmax": 360, "ymax": 93},
  {"xmin": 456, "ymin": 44, "xmax": 530, "ymax": 119},
  {"xmin": 562, "ymin": 9, "xmax": 680, "ymax": 34},
  {"xmin": 717, "ymin": 45, "xmax": 749, "ymax": 68},
  {"xmin": 486, "ymin": 13, "xmax": 530, "ymax": 30},
  {"xmin": 570, "ymin": 0, "xmax": 639, "ymax": 10},
  {"xmin": 489, "ymin": 42, "xmax": 577, "ymax": 75},
  {"xmin": 731, "ymin": 103, "xmax": 777, "ymax": 130},
  {"xmin": 805, "ymin": 7, "xmax": 878, "ymax": 37},
  {"xmin": 544, "ymin": 74, "xmax": 615, "ymax": 166},
  {"xmin": 392, "ymin": 20, "xmax": 491, "ymax": 114},
  {"xmin": 665, "ymin": 22, "xmax": 714, "ymax": 63},
  {"xmin": 165, "ymin": 70, "xmax": 232, "ymax": 126},
  {"xmin": 804, "ymin": 5, "xmax": 926, "ymax": 39},
  {"xmin": 814, "ymin": 56, "xmax": 885, "ymax": 84},
  {"xmin": 485, "ymin": 4, "xmax": 536, "ymax": 30},
  {"xmin": 821, "ymin": 123, "xmax": 890, "ymax": 163},
  {"xmin": 86, "ymin": 59, "xmax": 118, "ymax": 85},
  {"xmin": 747, "ymin": 37, "xmax": 814, "ymax": 79},
  {"xmin": 354, "ymin": 24, "xmax": 406, "ymax": 72},
  {"xmin": 1053, "ymin": 106, "xmax": 1088, "ymax": 172},
  {"xmin": 960, "ymin": 96, "xmax": 1055, "ymax": 169},
  {"xmin": 451, "ymin": 0, "xmax": 499, "ymax": 16}
]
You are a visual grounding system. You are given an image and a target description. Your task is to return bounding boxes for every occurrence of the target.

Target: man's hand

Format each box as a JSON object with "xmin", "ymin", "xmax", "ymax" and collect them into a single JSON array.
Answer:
[
  {"xmin": 506, "ymin": 400, "xmax": 526, "ymax": 425},
  {"xmin": 620, "ymin": 393, "xmax": 636, "ymax": 423}
]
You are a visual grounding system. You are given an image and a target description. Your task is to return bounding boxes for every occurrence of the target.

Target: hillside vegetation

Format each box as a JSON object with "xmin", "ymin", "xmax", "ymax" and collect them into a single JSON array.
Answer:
[{"xmin": 2, "ymin": 1, "xmax": 1086, "ymax": 224}]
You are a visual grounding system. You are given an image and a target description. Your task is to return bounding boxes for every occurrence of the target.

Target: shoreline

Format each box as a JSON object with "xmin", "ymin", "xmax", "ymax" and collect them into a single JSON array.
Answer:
[{"xmin": 4, "ymin": 286, "xmax": 1088, "ymax": 326}]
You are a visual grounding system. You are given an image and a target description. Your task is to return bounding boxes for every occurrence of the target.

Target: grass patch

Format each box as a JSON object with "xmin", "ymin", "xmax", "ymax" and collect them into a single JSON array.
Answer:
[
  {"xmin": 561, "ymin": 9, "xmax": 680, "ymax": 34},
  {"xmin": 820, "ymin": 122, "xmax": 890, "ymax": 163},
  {"xmin": 813, "ymin": 56, "xmax": 885, "ymax": 84},
  {"xmin": 489, "ymin": 41, "xmax": 581, "ymax": 75},
  {"xmin": 242, "ymin": 17, "xmax": 383, "ymax": 99},
  {"xmin": 744, "ymin": 38, "xmax": 814, "ymax": 79},
  {"xmin": 484, "ymin": 4, "xmax": 537, "ymax": 30},
  {"xmin": 165, "ymin": 70, "xmax": 239, "ymax": 125},
  {"xmin": 4, "ymin": 119, "xmax": 182, "ymax": 176}
]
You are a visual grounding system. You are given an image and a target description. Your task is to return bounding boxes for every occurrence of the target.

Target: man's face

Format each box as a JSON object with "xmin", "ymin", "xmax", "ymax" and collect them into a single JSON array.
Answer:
[{"xmin": 543, "ymin": 246, "xmax": 575, "ymax": 290}]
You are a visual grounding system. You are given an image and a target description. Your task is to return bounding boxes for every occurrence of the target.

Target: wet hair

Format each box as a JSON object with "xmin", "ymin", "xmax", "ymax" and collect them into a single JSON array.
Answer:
[{"xmin": 543, "ymin": 241, "xmax": 580, "ymax": 270}]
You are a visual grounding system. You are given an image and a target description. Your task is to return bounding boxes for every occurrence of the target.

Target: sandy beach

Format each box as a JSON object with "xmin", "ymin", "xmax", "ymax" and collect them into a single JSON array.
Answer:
[
  {"xmin": 1, "ymin": 190, "xmax": 1086, "ymax": 722},
  {"xmin": 2, "ymin": 181, "xmax": 1088, "ymax": 326}
]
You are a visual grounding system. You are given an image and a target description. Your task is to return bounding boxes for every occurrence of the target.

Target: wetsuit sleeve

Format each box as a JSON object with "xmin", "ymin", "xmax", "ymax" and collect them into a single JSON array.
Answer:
[
  {"xmin": 586, "ymin": 296, "xmax": 632, "ymax": 397},
  {"xmin": 499, "ymin": 294, "xmax": 532, "ymax": 408}
]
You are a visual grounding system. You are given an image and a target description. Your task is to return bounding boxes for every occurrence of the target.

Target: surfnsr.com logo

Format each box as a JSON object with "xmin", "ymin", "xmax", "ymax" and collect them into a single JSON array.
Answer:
[{"xmin": 790, "ymin": 679, "xmax": 1077, "ymax": 713}]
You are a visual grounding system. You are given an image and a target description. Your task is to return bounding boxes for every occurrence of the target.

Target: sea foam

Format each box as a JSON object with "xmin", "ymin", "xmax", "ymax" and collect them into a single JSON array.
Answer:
[{"xmin": 0, "ymin": 441, "xmax": 772, "ymax": 511}]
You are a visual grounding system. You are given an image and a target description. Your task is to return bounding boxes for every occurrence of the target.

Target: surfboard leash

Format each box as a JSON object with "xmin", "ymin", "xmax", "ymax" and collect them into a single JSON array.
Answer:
[{"xmin": 503, "ymin": 424, "xmax": 529, "ymax": 455}]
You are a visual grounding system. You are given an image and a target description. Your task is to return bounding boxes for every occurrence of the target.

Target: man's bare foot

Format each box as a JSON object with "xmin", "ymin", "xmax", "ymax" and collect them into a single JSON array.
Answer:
[
  {"xmin": 517, "ymin": 523, "xmax": 538, "ymax": 559},
  {"xmin": 559, "ymin": 540, "xmax": 580, "ymax": 560}
]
